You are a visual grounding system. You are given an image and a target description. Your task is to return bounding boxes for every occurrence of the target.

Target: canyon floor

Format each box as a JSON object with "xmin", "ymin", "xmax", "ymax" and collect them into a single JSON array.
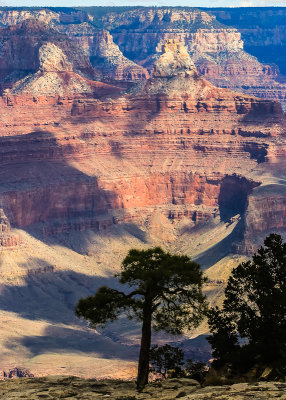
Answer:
[
  {"xmin": 0, "ymin": 220, "xmax": 239, "ymax": 379},
  {"xmin": 0, "ymin": 376, "xmax": 285, "ymax": 399}
]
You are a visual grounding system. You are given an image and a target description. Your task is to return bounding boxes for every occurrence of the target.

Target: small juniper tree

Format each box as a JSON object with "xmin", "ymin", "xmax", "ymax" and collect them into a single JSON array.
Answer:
[
  {"xmin": 208, "ymin": 234, "xmax": 286, "ymax": 375},
  {"xmin": 149, "ymin": 344, "xmax": 184, "ymax": 379},
  {"xmin": 75, "ymin": 247, "xmax": 207, "ymax": 390},
  {"xmin": 185, "ymin": 359, "xmax": 208, "ymax": 382}
]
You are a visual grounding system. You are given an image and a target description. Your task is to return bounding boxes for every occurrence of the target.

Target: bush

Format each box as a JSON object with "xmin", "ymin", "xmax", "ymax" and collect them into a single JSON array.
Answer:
[
  {"xmin": 184, "ymin": 360, "xmax": 208, "ymax": 382},
  {"xmin": 149, "ymin": 344, "xmax": 184, "ymax": 379}
]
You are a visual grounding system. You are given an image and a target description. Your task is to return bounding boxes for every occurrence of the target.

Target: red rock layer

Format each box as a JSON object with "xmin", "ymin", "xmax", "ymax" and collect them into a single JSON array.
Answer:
[{"xmin": 0, "ymin": 40, "xmax": 284, "ymax": 253}]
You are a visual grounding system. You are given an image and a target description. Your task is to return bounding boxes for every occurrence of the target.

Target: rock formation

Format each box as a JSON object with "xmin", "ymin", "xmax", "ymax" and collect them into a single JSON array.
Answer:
[
  {"xmin": 209, "ymin": 7, "xmax": 286, "ymax": 76},
  {"xmin": 0, "ymin": 7, "xmax": 285, "ymax": 105},
  {"xmin": 0, "ymin": 368, "xmax": 34, "ymax": 380},
  {"xmin": 57, "ymin": 24, "xmax": 149, "ymax": 82},
  {"xmin": 0, "ymin": 39, "xmax": 284, "ymax": 247},
  {"xmin": 94, "ymin": 7, "xmax": 286, "ymax": 107},
  {"xmin": 0, "ymin": 376, "xmax": 285, "ymax": 399},
  {"xmin": 0, "ymin": 8, "xmax": 60, "ymax": 26},
  {"xmin": 0, "ymin": 209, "xmax": 20, "ymax": 248},
  {"xmin": 7, "ymin": 41, "xmax": 120, "ymax": 97},
  {"xmin": 0, "ymin": 19, "xmax": 100, "ymax": 94},
  {"xmin": 0, "ymin": 13, "xmax": 284, "ymax": 378}
]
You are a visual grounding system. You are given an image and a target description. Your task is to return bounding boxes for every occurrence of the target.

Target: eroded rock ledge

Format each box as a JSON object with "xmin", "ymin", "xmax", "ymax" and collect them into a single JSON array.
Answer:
[{"xmin": 0, "ymin": 376, "xmax": 285, "ymax": 399}]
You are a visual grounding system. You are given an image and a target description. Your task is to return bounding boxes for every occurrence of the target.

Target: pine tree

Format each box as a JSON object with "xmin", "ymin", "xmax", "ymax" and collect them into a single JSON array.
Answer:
[
  {"xmin": 208, "ymin": 234, "xmax": 286, "ymax": 375},
  {"xmin": 75, "ymin": 247, "xmax": 207, "ymax": 390}
]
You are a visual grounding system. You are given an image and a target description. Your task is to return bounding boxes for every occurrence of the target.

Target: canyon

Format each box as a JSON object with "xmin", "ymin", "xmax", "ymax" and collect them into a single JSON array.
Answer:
[
  {"xmin": 0, "ymin": 7, "xmax": 285, "ymax": 104},
  {"xmin": 0, "ymin": 6, "xmax": 285, "ymax": 380}
]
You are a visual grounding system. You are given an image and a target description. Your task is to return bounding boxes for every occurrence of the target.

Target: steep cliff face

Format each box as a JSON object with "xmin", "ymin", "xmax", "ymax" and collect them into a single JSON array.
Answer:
[
  {"xmin": 0, "ymin": 209, "xmax": 20, "ymax": 248},
  {"xmin": 0, "ymin": 7, "xmax": 285, "ymax": 104},
  {"xmin": 0, "ymin": 8, "xmax": 60, "ymax": 26},
  {"xmin": 0, "ymin": 7, "xmax": 89, "ymax": 27},
  {"xmin": 102, "ymin": 8, "xmax": 285, "ymax": 105},
  {"xmin": 0, "ymin": 40, "xmax": 284, "ymax": 243},
  {"xmin": 0, "ymin": 36, "xmax": 285, "ymax": 378},
  {"xmin": 208, "ymin": 7, "xmax": 286, "ymax": 76},
  {"xmin": 7, "ymin": 41, "xmax": 120, "ymax": 97},
  {"xmin": 0, "ymin": 19, "xmax": 100, "ymax": 93},
  {"xmin": 57, "ymin": 24, "xmax": 149, "ymax": 81}
]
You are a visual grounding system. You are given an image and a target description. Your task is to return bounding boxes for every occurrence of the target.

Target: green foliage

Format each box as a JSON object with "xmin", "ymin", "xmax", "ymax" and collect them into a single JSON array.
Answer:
[
  {"xmin": 207, "ymin": 233, "xmax": 286, "ymax": 374},
  {"xmin": 75, "ymin": 286, "xmax": 135, "ymax": 327},
  {"xmin": 75, "ymin": 247, "xmax": 207, "ymax": 389},
  {"xmin": 184, "ymin": 360, "xmax": 208, "ymax": 382},
  {"xmin": 76, "ymin": 247, "xmax": 207, "ymax": 334},
  {"xmin": 149, "ymin": 344, "xmax": 184, "ymax": 378},
  {"xmin": 149, "ymin": 344, "xmax": 208, "ymax": 382}
]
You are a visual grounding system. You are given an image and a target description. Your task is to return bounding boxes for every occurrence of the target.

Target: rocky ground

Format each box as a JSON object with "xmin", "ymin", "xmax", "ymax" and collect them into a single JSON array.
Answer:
[{"xmin": 0, "ymin": 376, "xmax": 285, "ymax": 399}]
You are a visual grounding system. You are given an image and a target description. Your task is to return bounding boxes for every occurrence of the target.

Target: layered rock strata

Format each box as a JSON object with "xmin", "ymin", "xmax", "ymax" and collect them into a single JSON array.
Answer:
[
  {"xmin": 209, "ymin": 7, "xmax": 286, "ymax": 76},
  {"xmin": 0, "ymin": 377, "xmax": 285, "ymax": 400},
  {"xmin": 0, "ymin": 19, "xmax": 100, "ymax": 94},
  {"xmin": 0, "ymin": 39, "xmax": 284, "ymax": 250},
  {"xmin": 0, "ymin": 209, "xmax": 20, "ymax": 248},
  {"xmin": 0, "ymin": 7, "xmax": 285, "ymax": 105},
  {"xmin": 57, "ymin": 24, "xmax": 149, "ymax": 82},
  {"xmin": 0, "ymin": 36, "xmax": 284, "ymax": 378},
  {"xmin": 94, "ymin": 7, "xmax": 286, "ymax": 106}
]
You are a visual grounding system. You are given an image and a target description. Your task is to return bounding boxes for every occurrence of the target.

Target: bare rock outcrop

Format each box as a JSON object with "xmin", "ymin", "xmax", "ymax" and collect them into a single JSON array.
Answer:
[
  {"xmin": 92, "ymin": 29, "xmax": 149, "ymax": 81},
  {"xmin": 0, "ymin": 376, "xmax": 285, "ymax": 399},
  {"xmin": 152, "ymin": 39, "xmax": 197, "ymax": 78},
  {"xmin": 0, "ymin": 209, "xmax": 20, "ymax": 248},
  {"xmin": 0, "ymin": 7, "xmax": 285, "ymax": 104},
  {"xmin": 0, "ymin": 32, "xmax": 284, "ymax": 378},
  {"xmin": 0, "ymin": 8, "xmax": 60, "ymax": 26},
  {"xmin": 56, "ymin": 23, "xmax": 149, "ymax": 82},
  {"xmin": 38, "ymin": 42, "xmax": 73, "ymax": 73},
  {"xmin": 98, "ymin": 7, "xmax": 286, "ymax": 107},
  {"xmin": 0, "ymin": 368, "xmax": 34, "ymax": 380},
  {"xmin": 0, "ymin": 19, "xmax": 100, "ymax": 93},
  {"xmin": 7, "ymin": 40, "xmax": 117, "ymax": 97}
]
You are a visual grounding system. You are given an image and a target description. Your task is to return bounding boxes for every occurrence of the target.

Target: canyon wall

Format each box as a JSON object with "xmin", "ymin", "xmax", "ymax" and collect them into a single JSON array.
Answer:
[
  {"xmin": 208, "ymin": 7, "xmax": 286, "ymax": 76},
  {"xmin": 0, "ymin": 17, "xmax": 284, "ymax": 377},
  {"xmin": 0, "ymin": 39, "xmax": 284, "ymax": 255},
  {"xmin": 0, "ymin": 6, "xmax": 285, "ymax": 104},
  {"xmin": 80, "ymin": 7, "xmax": 286, "ymax": 105}
]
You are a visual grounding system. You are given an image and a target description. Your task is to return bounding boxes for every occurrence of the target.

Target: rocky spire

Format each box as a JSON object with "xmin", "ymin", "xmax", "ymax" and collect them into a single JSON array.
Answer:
[
  {"xmin": 138, "ymin": 39, "xmax": 214, "ymax": 97},
  {"xmin": 153, "ymin": 39, "xmax": 197, "ymax": 78},
  {"xmin": 39, "ymin": 42, "xmax": 73, "ymax": 72}
]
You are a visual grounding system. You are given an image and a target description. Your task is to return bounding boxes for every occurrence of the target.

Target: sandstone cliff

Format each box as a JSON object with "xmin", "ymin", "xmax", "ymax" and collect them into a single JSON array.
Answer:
[
  {"xmin": 0, "ymin": 7, "xmax": 88, "ymax": 27},
  {"xmin": 7, "ymin": 41, "xmax": 121, "ymax": 97},
  {"xmin": 0, "ymin": 8, "xmax": 60, "ymax": 26},
  {"xmin": 0, "ymin": 19, "xmax": 100, "ymax": 94},
  {"xmin": 0, "ymin": 39, "xmax": 283, "ymax": 244},
  {"xmin": 0, "ymin": 209, "xmax": 20, "ymax": 248},
  {"xmin": 101, "ymin": 8, "xmax": 286, "ymax": 106},
  {"xmin": 0, "ymin": 7, "xmax": 285, "ymax": 105},
  {"xmin": 209, "ymin": 7, "xmax": 286, "ymax": 76},
  {"xmin": 57, "ymin": 23, "xmax": 149, "ymax": 82},
  {"xmin": 0, "ymin": 32, "xmax": 284, "ymax": 379}
]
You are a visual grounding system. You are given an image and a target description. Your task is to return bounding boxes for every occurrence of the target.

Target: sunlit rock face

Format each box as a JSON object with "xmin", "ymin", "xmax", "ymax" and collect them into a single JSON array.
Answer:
[
  {"xmin": 0, "ymin": 39, "xmax": 284, "ymax": 253},
  {"xmin": 0, "ymin": 7, "xmax": 285, "ymax": 103},
  {"xmin": 93, "ymin": 7, "xmax": 286, "ymax": 107},
  {"xmin": 0, "ymin": 9, "xmax": 284, "ymax": 379}
]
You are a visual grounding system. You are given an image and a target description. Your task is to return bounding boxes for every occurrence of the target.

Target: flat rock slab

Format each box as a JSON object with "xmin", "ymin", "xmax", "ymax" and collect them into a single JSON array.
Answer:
[{"xmin": 0, "ymin": 376, "xmax": 285, "ymax": 399}]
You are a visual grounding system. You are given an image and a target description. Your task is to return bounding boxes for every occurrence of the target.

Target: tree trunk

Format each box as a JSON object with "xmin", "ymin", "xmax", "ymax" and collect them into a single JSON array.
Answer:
[{"xmin": 137, "ymin": 302, "xmax": 152, "ymax": 391}]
